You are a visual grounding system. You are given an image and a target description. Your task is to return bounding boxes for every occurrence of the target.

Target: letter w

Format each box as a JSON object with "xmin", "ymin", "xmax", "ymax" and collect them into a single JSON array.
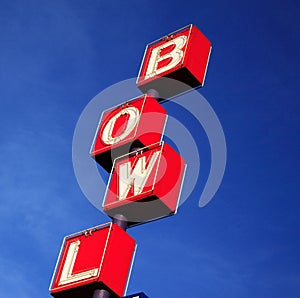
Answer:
[{"xmin": 118, "ymin": 151, "xmax": 161, "ymax": 200}]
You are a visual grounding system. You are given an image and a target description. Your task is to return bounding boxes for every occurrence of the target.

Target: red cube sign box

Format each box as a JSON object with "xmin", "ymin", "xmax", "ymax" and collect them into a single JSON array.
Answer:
[
  {"xmin": 90, "ymin": 94, "xmax": 167, "ymax": 172},
  {"xmin": 50, "ymin": 223, "xmax": 136, "ymax": 298},
  {"xmin": 137, "ymin": 24, "xmax": 211, "ymax": 99},
  {"xmin": 103, "ymin": 143, "xmax": 186, "ymax": 226}
]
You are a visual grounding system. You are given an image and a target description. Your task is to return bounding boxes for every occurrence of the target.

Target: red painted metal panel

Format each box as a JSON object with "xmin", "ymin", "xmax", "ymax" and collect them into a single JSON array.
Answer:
[
  {"xmin": 101, "ymin": 224, "xmax": 136, "ymax": 296},
  {"xmin": 103, "ymin": 143, "xmax": 186, "ymax": 226},
  {"xmin": 90, "ymin": 94, "xmax": 167, "ymax": 172},
  {"xmin": 50, "ymin": 223, "xmax": 136, "ymax": 298}
]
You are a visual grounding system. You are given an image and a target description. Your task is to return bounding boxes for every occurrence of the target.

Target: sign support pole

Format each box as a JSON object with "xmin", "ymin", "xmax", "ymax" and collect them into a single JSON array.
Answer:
[
  {"xmin": 112, "ymin": 214, "xmax": 128, "ymax": 231},
  {"xmin": 92, "ymin": 289, "xmax": 111, "ymax": 298},
  {"xmin": 93, "ymin": 88, "xmax": 157, "ymax": 298},
  {"xmin": 147, "ymin": 89, "xmax": 160, "ymax": 101}
]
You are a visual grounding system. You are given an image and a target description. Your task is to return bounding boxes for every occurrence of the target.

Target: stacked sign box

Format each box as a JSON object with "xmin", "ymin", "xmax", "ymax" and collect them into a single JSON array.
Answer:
[
  {"xmin": 50, "ymin": 223, "xmax": 136, "ymax": 298},
  {"xmin": 137, "ymin": 24, "xmax": 211, "ymax": 99},
  {"xmin": 103, "ymin": 142, "xmax": 186, "ymax": 226},
  {"xmin": 90, "ymin": 95, "xmax": 167, "ymax": 172}
]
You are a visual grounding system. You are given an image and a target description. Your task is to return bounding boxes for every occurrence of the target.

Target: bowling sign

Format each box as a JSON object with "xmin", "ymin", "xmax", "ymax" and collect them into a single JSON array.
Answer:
[
  {"xmin": 103, "ymin": 143, "xmax": 186, "ymax": 226},
  {"xmin": 90, "ymin": 95, "xmax": 167, "ymax": 172},
  {"xmin": 137, "ymin": 24, "xmax": 211, "ymax": 99},
  {"xmin": 50, "ymin": 223, "xmax": 136, "ymax": 298}
]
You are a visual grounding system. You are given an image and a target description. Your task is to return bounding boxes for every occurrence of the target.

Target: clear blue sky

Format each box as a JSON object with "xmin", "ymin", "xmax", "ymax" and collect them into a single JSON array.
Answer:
[{"xmin": 0, "ymin": 0, "xmax": 299, "ymax": 297}]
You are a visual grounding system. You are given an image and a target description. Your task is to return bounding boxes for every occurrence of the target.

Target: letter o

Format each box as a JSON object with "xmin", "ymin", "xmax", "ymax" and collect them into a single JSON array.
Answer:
[{"xmin": 101, "ymin": 107, "xmax": 140, "ymax": 145}]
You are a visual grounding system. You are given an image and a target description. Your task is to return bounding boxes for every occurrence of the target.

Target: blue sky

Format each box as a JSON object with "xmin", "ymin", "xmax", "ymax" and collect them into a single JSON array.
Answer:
[{"xmin": 0, "ymin": 0, "xmax": 299, "ymax": 297}]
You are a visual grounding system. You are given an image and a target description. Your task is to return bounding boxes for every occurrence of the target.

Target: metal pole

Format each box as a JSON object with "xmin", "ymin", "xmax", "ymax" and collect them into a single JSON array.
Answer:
[
  {"xmin": 113, "ymin": 214, "xmax": 128, "ymax": 231},
  {"xmin": 147, "ymin": 88, "xmax": 160, "ymax": 100},
  {"xmin": 92, "ymin": 89, "xmax": 159, "ymax": 298},
  {"xmin": 92, "ymin": 289, "xmax": 111, "ymax": 298},
  {"xmin": 93, "ymin": 89, "xmax": 159, "ymax": 298},
  {"xmin": 93, "ymin": 98, "xmax": 154, "ymax": 297}
]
